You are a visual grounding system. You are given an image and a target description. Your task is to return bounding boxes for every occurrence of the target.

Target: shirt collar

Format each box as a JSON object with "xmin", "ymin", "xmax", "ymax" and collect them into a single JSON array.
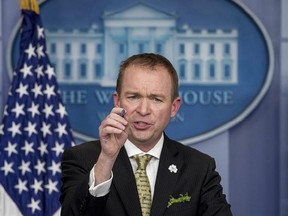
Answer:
[{"xmin": 124, "ymin": 133, "xmax": 164, "ymax": 159}]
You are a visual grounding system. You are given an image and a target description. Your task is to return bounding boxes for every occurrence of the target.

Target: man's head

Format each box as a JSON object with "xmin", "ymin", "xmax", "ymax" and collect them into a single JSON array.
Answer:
[
  {"xmin": 116, "ymin": 53, "xmax": 179, "ymax": 101},
  {"xmin": 114, "ymin": 53, "xmax": 181, "ymax": 151}
]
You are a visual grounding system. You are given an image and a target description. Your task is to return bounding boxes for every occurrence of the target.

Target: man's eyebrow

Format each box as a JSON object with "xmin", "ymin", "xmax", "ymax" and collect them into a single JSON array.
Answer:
[
  {"xmin": 125, "ymin": 91, "xmax": 139, "ymax": 95},
  {"xmin": 124, "ymin": 91, "xmax": 166, "ymax": 99},
  {"xmin": 150, "ymin": 93, "xmax": 164, "ymax": 97}
]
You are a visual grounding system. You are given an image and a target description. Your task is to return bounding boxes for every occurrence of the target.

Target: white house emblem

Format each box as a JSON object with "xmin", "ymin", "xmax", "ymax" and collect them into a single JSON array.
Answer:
[{"xmin": 9, "ymin": 0, "xmax": 273, "ymax": 144}]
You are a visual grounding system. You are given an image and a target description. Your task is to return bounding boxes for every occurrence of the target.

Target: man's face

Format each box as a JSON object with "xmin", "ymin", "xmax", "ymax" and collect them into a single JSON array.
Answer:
[{"xmin": 114, "ymin": 64, "xmax": 181, "ymax": 151}]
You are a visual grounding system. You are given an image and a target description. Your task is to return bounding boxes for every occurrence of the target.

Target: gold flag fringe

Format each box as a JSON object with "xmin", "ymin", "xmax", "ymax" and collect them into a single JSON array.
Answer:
[{"xmin": 20, "ymin": 0, "xmax": 39, "ymax": 14}]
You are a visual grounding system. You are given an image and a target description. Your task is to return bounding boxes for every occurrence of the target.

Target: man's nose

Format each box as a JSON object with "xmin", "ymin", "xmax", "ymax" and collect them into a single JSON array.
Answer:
[{"xmin": 137, "ymin": 98, "xmax": 150, "ymax": 115}]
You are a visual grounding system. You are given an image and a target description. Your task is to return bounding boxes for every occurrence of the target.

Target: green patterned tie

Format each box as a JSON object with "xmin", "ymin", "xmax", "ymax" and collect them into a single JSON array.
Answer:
[{"xmin": 133, "ymin": 155, "xmax": 152, "ymax": 216}]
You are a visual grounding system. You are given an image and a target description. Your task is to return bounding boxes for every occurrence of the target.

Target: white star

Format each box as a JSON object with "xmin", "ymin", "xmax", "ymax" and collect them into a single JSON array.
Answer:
[
  {"xmin": 27, "ymin": 198, "xmax": 41, "ymax": 214},
  {"xmin": 11, "ymin": 102, "xmax": 25, "ymax": 118},
  {"xmin": 27, "ymin": 102, "xmax": 40, "ymax": 118},
  {"xmin": 31, "ymin": 178, "xmax": 43, "ymax": 194},
  {"xmin": 24, "ymin": 43, "xmax": 36, "ymax": 59},
  {"xmin": 8, "ymin": 88, "xmax": 12, "ymax": 96},
  {"xmin": 52, "ymin": 141, "xmax": 65, "ymax": 157},
  {"xmin": 42, "ymin": 103, "xmax": 55, "ymax": 119},
  {"xmin": 3, "ymin": 105, "xmax": 8, "ymax": 116},
  {"xmin": 16, "ymin": 83, "xmax": 29, "ymax": 98},
  {"xmin": 34, "ymin": 159, "xmax": 46, "ymax": 175},
  {"xmin": 18, "ymin": 160, "xmax": 31, "ymax": 175},
  {"xmin": 38, "ymin": 141, "xmax": 48, "ymax": 156},
  {"xmin": 45, "ymin": 64, "xmax": 55, "ymax": 79},
  {"xmin": 48, "ymin": 161, "xmax": 61, "ymax": 176},
  {"xmin": 20, "ymin": 63, "xmax": 33, "ymax": 78},
  {"xmin": 37, "ymin": 25, "xmax": 45, "ymax": 39},
  {"xmin": 36, "ymin": 44, "xmax": 45, "ymax": 58},
  {"xmin": 56, "ymin": 103, "xmax": 67, "ymax": 118},
  {"xmin": 4, "ymin": 142, "xmax": 18, "ymax": 157},
  {"xmin": 45, "ymin": 179, "xmax": 58, "ymax": 194},
  {"xmin": 14, "ymin": 179, "xmax": 28, "ymax": 194},
  {"xmin": 24, "ymin": 121, "xmax": 37, "ymax": 137},
  {"xmin": 31, "ymin": 83, "xmax": 43, "ymax": 98},
  {"xmin": 43, "ymin": 84, "xmax": 56, "ymax": 99},
  {"xmin": 35, "ymin": 65, "xmax": 44, "ymax": 78},
  {"xmin": 0, "ymin": 161, "xmax": 14, "ymax": 176},
  {"xmin": 40, "ymin": 122, "xmax": 52, "ymax": 137},
  {"xmin": 0, "ymin": 124, "xmax": 4, "ymax": 135},
  {"xmin": 21, "ymin": 141, "xmax": 35, "ymax": 156},
  {"xmin": 7, "ymin": 122, "xmax": 22, "ymax": 137},
  {"xmin": 55, "ymin": 123, "xmax": 68, "ymax": 138}
]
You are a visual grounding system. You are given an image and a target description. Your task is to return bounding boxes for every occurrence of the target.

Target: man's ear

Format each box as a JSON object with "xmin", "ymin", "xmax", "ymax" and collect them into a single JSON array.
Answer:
[
  {"xmin": 113, "ymin": 91, "xmax": 121, "ymax": 107},
  {"xmin": 170, "ymin": 97, "xmax": 181, "ymax": 118}
]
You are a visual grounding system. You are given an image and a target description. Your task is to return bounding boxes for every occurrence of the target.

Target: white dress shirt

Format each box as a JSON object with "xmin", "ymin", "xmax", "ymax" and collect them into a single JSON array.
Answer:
[{"xmin": 88, "ymin": 134, "xmax": 164, "ymax": 200}]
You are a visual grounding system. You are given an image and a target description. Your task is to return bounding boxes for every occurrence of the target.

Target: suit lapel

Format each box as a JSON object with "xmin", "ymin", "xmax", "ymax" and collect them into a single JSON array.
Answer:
[
  {"xmin": 150, "ymin": 137, "xmax": 183, "ymax": 216},
  {"xmin": 112, "ymin": 148, "xmax": 142, "ymax": 216}
]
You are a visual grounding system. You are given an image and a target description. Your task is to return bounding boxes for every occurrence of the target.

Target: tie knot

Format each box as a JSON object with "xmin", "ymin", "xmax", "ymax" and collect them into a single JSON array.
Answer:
[{"xmin": 133, "ymin": 154, "xmax": 152, "ymax": 170}]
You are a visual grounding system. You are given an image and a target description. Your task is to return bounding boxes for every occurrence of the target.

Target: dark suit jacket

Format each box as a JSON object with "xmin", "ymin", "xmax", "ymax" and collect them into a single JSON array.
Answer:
[{"xmin": 60, "ymin": 134, "xmax": 232, "ymax": 216}]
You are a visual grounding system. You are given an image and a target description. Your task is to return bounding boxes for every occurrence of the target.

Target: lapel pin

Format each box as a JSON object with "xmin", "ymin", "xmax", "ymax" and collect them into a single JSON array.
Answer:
[{"xmin": 168, "ymin": 164, "xmax": 178, "ymax": 173}]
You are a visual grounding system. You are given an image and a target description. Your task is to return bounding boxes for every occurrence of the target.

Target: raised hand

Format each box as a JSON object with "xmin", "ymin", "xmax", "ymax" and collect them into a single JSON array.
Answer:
[
  {"xmin": 94, "ymin": 107, "xmax": 128, "ymax": 185},
  {"xmin": 99, "ymin": 107, "xmax": 128, "ymax": 158}
]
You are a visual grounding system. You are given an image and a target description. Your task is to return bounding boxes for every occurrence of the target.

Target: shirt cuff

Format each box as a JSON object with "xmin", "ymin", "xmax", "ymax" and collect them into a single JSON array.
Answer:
[{"xmin": 88, "ymin": 165, "xmax": 113, "ymax": 197}]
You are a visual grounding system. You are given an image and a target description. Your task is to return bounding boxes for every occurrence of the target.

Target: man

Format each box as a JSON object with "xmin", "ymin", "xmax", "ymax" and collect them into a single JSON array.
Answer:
[{"xmin": 60, "ymin": 53, "xmax": 232, "ymax": 215}]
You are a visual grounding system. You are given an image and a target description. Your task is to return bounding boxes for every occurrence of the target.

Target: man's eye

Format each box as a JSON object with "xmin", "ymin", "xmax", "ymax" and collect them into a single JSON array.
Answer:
[
  {"xmin": 154, "ymin": 97, "xmax": 162, "ymax": 102},
  {"xmin": 128, "ymin": 95, "xmax": 137, "ymax": 99}
]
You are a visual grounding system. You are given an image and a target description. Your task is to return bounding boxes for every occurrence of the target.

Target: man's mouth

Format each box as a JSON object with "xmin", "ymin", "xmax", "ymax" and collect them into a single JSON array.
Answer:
[{"xmin": 133, "ymin": 121, "xmax": 151, "ymax": 130}]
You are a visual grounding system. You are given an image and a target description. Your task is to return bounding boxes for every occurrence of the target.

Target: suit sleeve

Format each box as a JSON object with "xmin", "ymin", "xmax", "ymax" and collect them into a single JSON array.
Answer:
[
  {"xmin": 60, "ymin": 145, "xmax": 108, "ymax": 216},
  {"xmin": 198, "ymin": 158, "xmax": 233, "ymax": 216}
]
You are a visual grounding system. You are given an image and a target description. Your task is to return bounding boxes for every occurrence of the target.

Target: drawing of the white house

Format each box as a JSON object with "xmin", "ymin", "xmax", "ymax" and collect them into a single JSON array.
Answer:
[{"xmin": 46, "ymin": 2, "xmax": 238, "ymax": 86}]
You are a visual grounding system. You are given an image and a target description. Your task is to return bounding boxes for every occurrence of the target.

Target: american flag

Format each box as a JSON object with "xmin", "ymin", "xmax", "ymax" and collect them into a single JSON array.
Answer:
[{"xmin": 0, "ymin": 1, "xmax": 75, "ymax": 215}]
